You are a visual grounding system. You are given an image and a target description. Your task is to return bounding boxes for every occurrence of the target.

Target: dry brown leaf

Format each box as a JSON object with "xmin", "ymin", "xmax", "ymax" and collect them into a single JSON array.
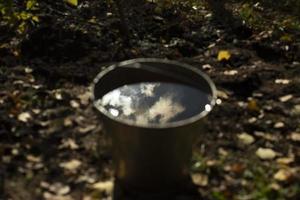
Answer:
[
  {"xmin": 275, "ymin": 79, "xmax": 290, "ymax": 84},
  {"xmin": 18, "ymin": 112, "xmax": 32, "ymax": 122},
  {"xmin": 274, "ymin": 122, "xmax": 285, "ymax": 129},
  {"xmin": 78, "ymin": 91, "xmax": 91, "ymax": 106},
  {"xmin": 70, "ymin": 100, "xmax": 80, "ymax": 108},
  {"xmin": 274, "ymin": 168, "xmax": 294, "ymax": 182},
  {"xmin": 256, "ymin": 148, "xmax": 277, "ymax": 160},
  {"xmin": 238, "ymin": 133, "xmax": 255, "ymax": 145},
  {"xmin": 247, "ymin": 99, "xmax": 259, "ymax": 112},
  {"xmin": 290, "ymin": 132, "xmax": 300, "ymax": 142},
  {"xmin": 279, "ymin": 94, "xmax": 293, "ymax": 102},
  {"xmin": 60, "ymin": 138, "xmax": 79, "ymax": 150},
  {"xmin": 202, "ymin": 64, "xmax": 212, "ymax": 70},
  {"xmin": 78, "ymin": 124, "xmax": 96, "ymax": 134},
  {"xmin": 192, "ymin": 173, "xmax": 208, "ymax": 186},
  {"xmin": 276, "ymin": 157, "xmax": 294, "ymax": 165},
  {"xmin": 217, "ymin": 90, "xmax": 229, "ymax": 99},
  {"xmin": 92, "ymin": 180, "xmax": 114, "ymax": 193},
  {"xmin": 48, "ymin": 182, "xmax": 71, "ymax": 195},
  {"xmin": 224, "ymin": 70, "xmax": 238, "ymax": 76},
  {"xmin": 60, "ymin": 159, "xmax": 82, "ymax": 171},
  {"xmin": 26, "ymin": 155, "xmax": 41, "ymax": 163}
]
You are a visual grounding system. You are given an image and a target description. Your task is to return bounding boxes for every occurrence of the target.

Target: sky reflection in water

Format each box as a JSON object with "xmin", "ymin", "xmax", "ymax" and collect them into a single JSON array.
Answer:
[{"xmin": 95, "ymin": 82, "xmax": 212, "ymax": 125}]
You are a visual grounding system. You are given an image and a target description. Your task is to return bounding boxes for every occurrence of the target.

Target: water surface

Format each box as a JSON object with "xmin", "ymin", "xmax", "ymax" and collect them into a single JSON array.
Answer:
[{"xmin": 95, "ymin": 82, "xmax": 212, "ymax": 125}]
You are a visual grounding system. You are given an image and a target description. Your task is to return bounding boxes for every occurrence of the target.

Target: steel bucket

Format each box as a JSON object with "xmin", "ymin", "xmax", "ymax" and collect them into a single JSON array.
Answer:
[{"xmin": 91, "ymin": 58, "xmax": 217, "ymax": 195}]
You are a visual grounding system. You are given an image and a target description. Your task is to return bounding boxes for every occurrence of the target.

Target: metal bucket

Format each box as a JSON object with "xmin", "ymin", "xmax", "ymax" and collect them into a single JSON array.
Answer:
[{"xmin": 92, "ymin": 58, "xmax": 217, "ymax": 195}]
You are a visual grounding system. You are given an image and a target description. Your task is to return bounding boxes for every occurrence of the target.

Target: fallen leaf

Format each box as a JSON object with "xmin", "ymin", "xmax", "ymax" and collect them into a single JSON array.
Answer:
[
  {"xmin": 64, "ymin": 118, "xmax": 73, "ymax": 127},
  {"xmin": 279, "ymin": 94, "xmax": 293, "ymax": 102},
  {"xmin": 207, "ymin": 42, "xmax": 215, "ymax": 48},
  {"xmin": 92, "ymin": 180, "xmax": 113, "ymax": 193},
  {"xmin": 254, "ymin": 131, "xmax": 278, "ymax": 141},
  {"xmin": 78, "ymin": 124, "xmax": 96, "ymax": 134},
  {"xmin": 218, "ymin": 148, "xmax": 228, "ymax": 156},
  {"xmin": 238, "ymin": 133, "xmax": 255, "ymax": 145},
  {"xmin": 43, "ymin": 192, "xmax": 73, "ymax": 200},
  {"xmin": 57, "ymin": 186, "xmax": 70, "ymax": 195},
  {"xmin": 205, "ymin": 13, "xmax": 212, "ymax": 18},
  {"xmin": 248, "ymin": 117, "xmax": 257, "ymax": 123},
  {"xmin": 270, "ymin": 182, "xmax": 281, "ymax": 190},
  {"xmin": 18, "ymin": 112, "xmax": 32, "ymax": 122},
  {"xmin": 247, "ymin": 99, "xmax": 259, "ymax": 112},
  {"xmin": 32, "ymin": 16, "xmax": 39, "ymax": 22},
  {"xmin": 291, "ymin": 105, "xmax": 300, "ymax": 116},
  {"xmin": 256, "ymin": 148, "xmax": 277, "ymax": 160},
  {"xmin": 217, "ymin": 90, "xmax": 229, "ymax": 99},
  {"xmin": 206, "ymin": 160, "xmax": 219, "ymax": 166},
  {"xmin": 280, "ymin": 34, "xmax": 293, "ymax": 42},
  {"xmin": 25, "ymin": 67, "xmax": 33, "ymax": 73},
  {"xmin": 290, "ymin": 132, "xmax": 300, "ymax": 142},
  {"xmin": 78, "ymin": 91, "xmax": 91, "ymax": 106},
  {"xmin": 60, "ymin": 159, "xmax": 82, "ymax": 171},
  {"xmin": 70, "ymin": 100, "xmax": 80, "ymax": 108},
  {"xmin": 224, "ymin": 70, "xmax": 238, "ymax": 76},
  {"xmin": 275, "ymin": 79, "xmax": 290, "ymax": 84},
  {"xmin": 65, "ymin": 0, "xmax": 78, "ymax": 6},
  {"xmin": 224, "ymin": 163, "xmax": 245, "ymax": 174},
  {"xmin": 48, "ymin": 182, "xmax": 71, "ymax": 195},
  {"xmin": 276, "ymin": 157, "xmax": 294, "ymax": 165},
  {"xmin": 192, "ymin": 173, "xmax": 208, "ymax": 186},
  {"xmin": 88, "ymin": 17, "xmax": 97, "ymax": 24},
  {"xmin": 12, "ymin": 149, "xmax": 19, "ymax": 155},
  {"xmin": 77, "ymin": 175, "xmax": 96, "ymax": 184},
  {"xmin": 274, "ymin": 168, "xmax": 294, "ymax": 182},
  {"xmin": 202, "ymin": 64, "xmax": 212, "ymax": 70},
  {"xmin": 55, "ymin": 92, "xmax": 63, "ymax": 100},
  {"xmin": 83, "ymin": 196, "xmax": 93, "ymax": 200},
  {"xmin": 26, "ymin": 155, "xmax": 41, "ymax": 163},
  {"xmin": 230, "ymin": 163, "xmax": 245, "ymax": 174},
  {"xmin": 217, "ymin": 50, "xmax": 231, "ymax": 61},
  {"xmin": 274, "ymin": 122, "xmax": 285, "ymax": 129},
  {"xmin": 40, "ymin": 181, "xmax": 50, "ymax": 189},
  {"xmin": 60, "ymin": 138, "xmax": 79, "ymax": 150}
]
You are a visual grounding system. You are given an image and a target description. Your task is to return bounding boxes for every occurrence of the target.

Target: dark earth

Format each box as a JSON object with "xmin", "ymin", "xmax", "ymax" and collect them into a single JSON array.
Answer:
[{"xmin": 1, "ymin": 0, "xmax": 300, "ymax": 199}]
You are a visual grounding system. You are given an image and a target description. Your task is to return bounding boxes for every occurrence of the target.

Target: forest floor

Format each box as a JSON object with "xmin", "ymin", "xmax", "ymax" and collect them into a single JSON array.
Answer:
[{"xmin": 1, "ymin": 1, "xmax": 300, "ymax": 200}]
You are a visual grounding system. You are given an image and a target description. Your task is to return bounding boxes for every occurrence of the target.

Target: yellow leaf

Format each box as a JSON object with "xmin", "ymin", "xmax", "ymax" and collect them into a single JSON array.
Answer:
[
  {"xmin": 17, "ymin": 22, "xmax": 27, "ymax": 34},
  {"xmin": 65, "ymin": 0, "xmax": 78, "ymax": 6},
  {"xmin": 32, "ymin": 16, "xmax": 39, "ymax": 22},
  {"xmin": 247, "ymin": 99, "xmax": 259, "ymax": 112},
  {"xmin": 26, "ymin": 0, "xmax": 36, "ymax": 9},
  {"xmin": 217, "ymin": 50, "xmax": 231, "ymax": 61},
  {"xmin": 280, "ymin": 34, "xmax": 293, "ymax": 42},
  {"xmin": 20, "ymin": 12, "xmax": 31, "ymax": 20}
]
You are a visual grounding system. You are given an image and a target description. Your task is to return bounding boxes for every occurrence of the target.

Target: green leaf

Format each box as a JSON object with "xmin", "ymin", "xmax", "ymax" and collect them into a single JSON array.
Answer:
[{"xmin": 65, "ymin": 0, "xmax": 78, "ymax": 6}]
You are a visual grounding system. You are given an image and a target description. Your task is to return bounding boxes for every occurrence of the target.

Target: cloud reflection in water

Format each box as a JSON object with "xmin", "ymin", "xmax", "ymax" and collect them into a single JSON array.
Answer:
[{"xmin": 95, "ymin": 82, "xmax": 211, "ymax": 125}]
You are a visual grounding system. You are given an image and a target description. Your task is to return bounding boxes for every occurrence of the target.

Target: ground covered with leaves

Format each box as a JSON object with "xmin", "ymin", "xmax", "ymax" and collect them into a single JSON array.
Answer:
[{"xmin": 1, "ymin": 0, "xmax": 300, "ymax": 199}]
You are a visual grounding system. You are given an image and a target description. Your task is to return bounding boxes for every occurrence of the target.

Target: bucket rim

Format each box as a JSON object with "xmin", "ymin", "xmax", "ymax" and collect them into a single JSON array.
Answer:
[{"xmin": 91, "ymin": 58, "xmax": 217, "ymax": 129}]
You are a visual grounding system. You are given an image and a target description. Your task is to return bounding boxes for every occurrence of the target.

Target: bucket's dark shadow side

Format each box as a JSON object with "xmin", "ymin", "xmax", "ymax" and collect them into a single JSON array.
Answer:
[{"xmin": 112, "ymin": 178, "xmax": 202, "ymax": 200}]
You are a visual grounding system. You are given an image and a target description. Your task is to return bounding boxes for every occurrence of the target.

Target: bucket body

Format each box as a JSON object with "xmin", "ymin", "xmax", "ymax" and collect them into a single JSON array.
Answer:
[{"xmin": 92, "ymin": 58, "xmax": 216, "ymax": 194}]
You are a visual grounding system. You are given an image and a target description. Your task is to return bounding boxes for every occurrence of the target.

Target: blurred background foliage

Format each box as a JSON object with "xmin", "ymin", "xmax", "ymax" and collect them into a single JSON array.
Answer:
[
  {"xmin": 1, "ymin": 0, "xmax": 300, "ymax": 43},
  {"xmin": 0, "ymin": 0, "xmax": 39, "ymax": 35}
]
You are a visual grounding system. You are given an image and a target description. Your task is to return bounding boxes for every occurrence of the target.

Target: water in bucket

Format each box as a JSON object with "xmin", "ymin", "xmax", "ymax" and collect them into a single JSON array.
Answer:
[{"xmin": 95, "ymin": 82, "xmax": 212, "ymax": 125}]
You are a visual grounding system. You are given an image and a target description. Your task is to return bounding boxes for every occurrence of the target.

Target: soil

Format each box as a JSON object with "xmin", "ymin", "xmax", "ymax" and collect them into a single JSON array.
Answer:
[{"xmin": 1, "ymin": 1, "xmax": 300, "ymax": 200}]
